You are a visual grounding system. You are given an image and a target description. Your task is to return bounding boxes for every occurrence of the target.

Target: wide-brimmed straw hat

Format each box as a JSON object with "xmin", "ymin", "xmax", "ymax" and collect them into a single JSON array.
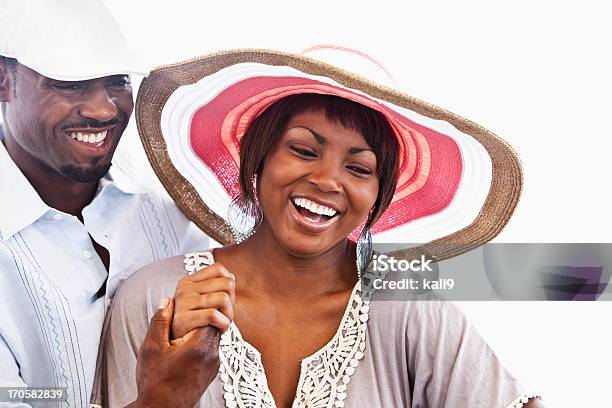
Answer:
[{"xmin": 135, "ymin": 49, "xmax": 522, "ymax": 261}]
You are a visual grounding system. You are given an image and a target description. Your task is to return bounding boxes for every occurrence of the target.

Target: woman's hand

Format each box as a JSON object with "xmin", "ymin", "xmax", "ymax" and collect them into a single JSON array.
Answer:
[{"xmin": 172, "ymin": 262, "xmax": 236, "ymax": 339}]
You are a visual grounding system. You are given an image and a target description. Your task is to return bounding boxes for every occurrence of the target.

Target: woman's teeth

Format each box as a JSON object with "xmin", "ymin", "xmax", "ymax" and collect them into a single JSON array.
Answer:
[
  {"xmin": 69, "ymin": 130, "xmax": 107, "ymax": 146},
  {"xmin": 292, "ymin": 197, "xmax": 338, "ymax": 217}
]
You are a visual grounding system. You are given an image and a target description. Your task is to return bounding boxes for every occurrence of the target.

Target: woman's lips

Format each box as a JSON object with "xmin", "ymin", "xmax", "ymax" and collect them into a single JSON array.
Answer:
[{"xmin": 288, "ymin": 198, "xmax": 340, "ymax": 234}]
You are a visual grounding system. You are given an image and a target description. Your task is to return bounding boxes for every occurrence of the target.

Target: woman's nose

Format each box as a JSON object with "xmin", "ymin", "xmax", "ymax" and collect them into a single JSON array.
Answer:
[{"xmin": 307, "ymin": 159, "xmax": 342, "ymax": 193}]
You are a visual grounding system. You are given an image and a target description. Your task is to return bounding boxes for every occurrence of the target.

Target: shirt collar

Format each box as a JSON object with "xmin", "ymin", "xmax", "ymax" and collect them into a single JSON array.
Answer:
[
  {"xmin": 0, "ymin": 142, "xmax": 145, "ymax": 240},
  {"xmin": 0, "ymin": 142, "xmax": 51, "ymax": 240},
  {"xmin": 105, "ymin": 161, "xmax": 147, "ymax": 195}
]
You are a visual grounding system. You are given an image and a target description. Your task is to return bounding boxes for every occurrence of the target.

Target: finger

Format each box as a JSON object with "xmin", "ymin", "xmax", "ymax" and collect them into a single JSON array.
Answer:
[
  {"xmin": 177, "ymin": 276, "xmax": 235, "ymax": 299},
  {"xmin": 145, "ymin": 297, "xmax": 175, "ymax": 347},
  {"xmin": 174, "ymin": 308, "xmax": 232, "ymax": 338},
  {"xmin": 176, "ymin": 292, "xmax": 234, "ymax": 321},
  {"xmin": 173, "ymin": 308, "xmax": 232, "ymax": 338},
  {"xmin": 186, "ymin": 262, "xmax": 234, "ymax": 283}
]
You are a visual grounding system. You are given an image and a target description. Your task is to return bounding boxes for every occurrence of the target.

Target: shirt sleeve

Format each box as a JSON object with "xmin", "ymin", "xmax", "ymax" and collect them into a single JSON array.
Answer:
[
  {"xmin": 0, "ymin": 333, "xmax": 33, "ymax": 408},
  {"xmin": 90, "ymin": 256, "xmax": 183, "ymax": 408},
  {"xmin": 405, "ymin": 301, "xmax": 536, "ymax": 408}
]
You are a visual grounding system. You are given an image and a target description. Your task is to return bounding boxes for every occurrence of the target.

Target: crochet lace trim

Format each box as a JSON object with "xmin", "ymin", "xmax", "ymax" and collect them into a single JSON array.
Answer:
[
  {"xmin": 183, "ymin": 251, "xmax": 377, "ymax": 408},
  {"xmin": 507, "ymin": 392, "xmax": 542, "ymax": 408}
]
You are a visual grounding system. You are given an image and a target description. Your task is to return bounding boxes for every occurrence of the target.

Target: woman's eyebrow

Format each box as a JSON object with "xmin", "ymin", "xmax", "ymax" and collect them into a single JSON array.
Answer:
[
  {"xmin": 301, "ymin": 126, "xmax": 327, "ymax": 145},
  {"xmin": 300, "ymin": 126, "xmax": 373, "ymax": 154},
  {"xmin": 349, "ymin": 147, "xmax": 373, "ymax": 155}
]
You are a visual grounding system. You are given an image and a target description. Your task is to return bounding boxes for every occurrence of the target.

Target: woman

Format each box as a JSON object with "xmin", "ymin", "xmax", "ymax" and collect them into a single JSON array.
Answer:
[{"xmin": 92, "ymin": 50, "xmax": 542, "ymax": 407}]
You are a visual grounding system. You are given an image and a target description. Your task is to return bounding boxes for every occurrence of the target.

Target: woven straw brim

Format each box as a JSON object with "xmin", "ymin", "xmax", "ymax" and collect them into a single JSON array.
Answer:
[{"xmin": 135, "ymin": 49, "xmax": 522, "ymax": 262}]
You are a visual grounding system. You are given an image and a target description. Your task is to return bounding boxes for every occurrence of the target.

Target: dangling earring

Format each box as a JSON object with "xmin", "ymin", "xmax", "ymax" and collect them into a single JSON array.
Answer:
[
  {"xmin": 228, "ymin": 197, "xmax": 262, "ymax": 244},
  {"xmin": 356, "ymin": 227, "xmax": 373, "ymax": 278},
  {"xmin": 228, "ymin": 175, "xmax": 263, "ymax": 244}
]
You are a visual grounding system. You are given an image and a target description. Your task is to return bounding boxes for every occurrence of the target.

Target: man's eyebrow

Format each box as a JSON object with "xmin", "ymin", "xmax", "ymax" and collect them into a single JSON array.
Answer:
[
  {"xmin": 43, "ymin": 78, "xmax": 79, "ymax": 84},
  {"xmin": 301, "ymin": 126, "xmax": 374, "ymax": 155}
]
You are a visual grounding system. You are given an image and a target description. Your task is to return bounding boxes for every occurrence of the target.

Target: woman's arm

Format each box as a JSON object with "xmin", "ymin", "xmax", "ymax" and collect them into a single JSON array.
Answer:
[
  {"xmin": 91, "ymin": 256, "xmax": 234, "ymax": 407},
  {"xmin": 91, "ymin": 255, "xmax": 236, "ymax": 407},
  {"xmin": 125, "ymin": 298, "xmax": 220, "ymax": 408},
  {"xmin": 400, "ymin": 301, "xmax": 545, "ymax": 407}
]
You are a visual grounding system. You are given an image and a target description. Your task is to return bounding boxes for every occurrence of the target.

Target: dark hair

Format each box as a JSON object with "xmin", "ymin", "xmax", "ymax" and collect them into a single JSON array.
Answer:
[{"xmin": 238, "ymin": 93, "xmax": 400, "ymax": 230}]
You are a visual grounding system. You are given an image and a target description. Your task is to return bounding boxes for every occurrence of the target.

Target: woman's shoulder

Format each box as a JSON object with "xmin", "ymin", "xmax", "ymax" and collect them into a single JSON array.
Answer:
[
  {"xmin": 111, "ymin": 250, "xmax": 214, "ymax": 317},
  {"xmin": 118, "ymin": 255, "xmax": 185, "ymax": 294}
]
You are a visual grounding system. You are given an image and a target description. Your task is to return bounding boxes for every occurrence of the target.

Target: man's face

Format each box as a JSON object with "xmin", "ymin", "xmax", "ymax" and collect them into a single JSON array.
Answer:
[{"xmin": 1, "ymin": 62, "xmax": 133, "ymax": 183}]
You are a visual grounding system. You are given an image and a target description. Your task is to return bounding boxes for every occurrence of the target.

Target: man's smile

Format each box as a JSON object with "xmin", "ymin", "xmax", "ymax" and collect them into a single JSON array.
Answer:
[
  {"xmin": 68, "ymin": 129, "xmax": 108, "ymax": 146},
  {"xmin": 64, "ymin": 125, "xmax": 116, "ymax": 156}
]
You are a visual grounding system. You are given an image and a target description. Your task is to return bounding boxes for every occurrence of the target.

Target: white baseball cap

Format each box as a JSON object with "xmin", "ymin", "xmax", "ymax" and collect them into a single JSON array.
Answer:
[{"xmin": 0, "ymin": 0, "xmax": 149, "ymax": 80}]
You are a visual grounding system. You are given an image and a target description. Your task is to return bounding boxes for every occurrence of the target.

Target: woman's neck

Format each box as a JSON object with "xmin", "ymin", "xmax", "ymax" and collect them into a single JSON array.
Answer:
[{"xmin": 216, "ymin": 226, "xmax": 358, "ymax": 299}]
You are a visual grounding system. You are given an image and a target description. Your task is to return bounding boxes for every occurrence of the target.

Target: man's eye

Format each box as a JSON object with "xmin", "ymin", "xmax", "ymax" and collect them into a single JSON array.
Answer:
[
  {"xmin": 108, "ymin": 78, "xmax": 131, "ymax": 87},
  {"xmin": 52, "ymin": 83, "xmax": 83, "ymax": 91},
  {"xmin": 290, "ymin": 145, "xmax": 317, "ymax": 158}
]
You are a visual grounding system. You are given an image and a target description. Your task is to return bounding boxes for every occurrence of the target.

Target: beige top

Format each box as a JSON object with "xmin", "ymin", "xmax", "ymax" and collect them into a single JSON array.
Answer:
[{"xmin": 91, "ymin": 252, "xmax": 535, "ymax": 408}]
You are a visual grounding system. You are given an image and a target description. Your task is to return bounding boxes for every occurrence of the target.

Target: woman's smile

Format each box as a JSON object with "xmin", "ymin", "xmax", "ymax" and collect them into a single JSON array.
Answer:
[{"xmin": 288, "ymin": 195, "xmax": 342, "ymax": 233}]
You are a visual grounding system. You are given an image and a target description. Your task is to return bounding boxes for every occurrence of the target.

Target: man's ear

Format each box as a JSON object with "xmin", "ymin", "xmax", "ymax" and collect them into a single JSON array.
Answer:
[{"xmin": 0, "ymin": 60, "xmax": 14, "ymax": 102}]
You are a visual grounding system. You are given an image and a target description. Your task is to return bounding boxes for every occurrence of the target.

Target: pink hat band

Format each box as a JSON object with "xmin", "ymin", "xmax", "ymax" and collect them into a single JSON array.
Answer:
[{"xmin": 189, "ymin": 75, "xmax": 462, "ymax": 239}]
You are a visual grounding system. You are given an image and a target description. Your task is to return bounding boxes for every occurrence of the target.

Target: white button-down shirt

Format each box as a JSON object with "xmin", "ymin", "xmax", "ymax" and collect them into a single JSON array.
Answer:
[{"xmin": 0, "ymin": 142, "xmax": 211, "ymax": 407}]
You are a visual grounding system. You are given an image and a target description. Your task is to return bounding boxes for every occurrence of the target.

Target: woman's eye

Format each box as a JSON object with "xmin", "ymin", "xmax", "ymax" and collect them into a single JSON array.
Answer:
[
  {"xmin": 290, "ymin": 145, "xmax": 317, "ymax": 158},
  {"xmin": 347, "ymin": 165, "xmax": 373, "ymax": 176}
]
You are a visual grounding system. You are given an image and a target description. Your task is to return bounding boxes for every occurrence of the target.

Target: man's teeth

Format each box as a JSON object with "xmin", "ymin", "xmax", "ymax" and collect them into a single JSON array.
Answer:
[
  {"xmin": 69, "ymin": 130, "xmax": 108, "ymax": 145},
  {"xmin": 292, "ymin": 197, "xmax": 337, "ymax": 217}
]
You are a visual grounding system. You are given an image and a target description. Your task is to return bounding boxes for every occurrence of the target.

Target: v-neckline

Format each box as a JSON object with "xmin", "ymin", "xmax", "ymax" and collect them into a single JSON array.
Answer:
[
  {"xmin": 220, "ymin": 280, "xmax": 369, "ymax": 408},
  {"xmin": 211, "ymin": 246, "xmax": 362, "ymax": 366},
  {"xmin": 183, "ymin": 251, "xmax": 371, "ymax": 408},
  {"xmin": 230, "ymin": 281, "xmax": 361, "ymax": 364}
]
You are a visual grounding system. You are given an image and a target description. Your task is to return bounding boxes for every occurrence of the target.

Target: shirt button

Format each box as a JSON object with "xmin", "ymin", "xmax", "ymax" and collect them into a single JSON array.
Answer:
[
  {"xmin": 82, "ymin": 250, "xmax": 93, "ymax": 259},
  {"xmin": 53, "ymin": 213, "xmax": 63, "ymax": 220}
]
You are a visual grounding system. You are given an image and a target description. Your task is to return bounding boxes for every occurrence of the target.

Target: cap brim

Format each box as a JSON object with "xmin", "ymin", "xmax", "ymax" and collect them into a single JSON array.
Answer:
[{"xmin": 17, "ymin": 49, "xmax": 150, "ymax": 81}]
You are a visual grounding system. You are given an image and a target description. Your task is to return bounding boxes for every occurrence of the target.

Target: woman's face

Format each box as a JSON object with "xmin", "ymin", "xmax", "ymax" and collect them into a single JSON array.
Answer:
[{"xmin": 257, "ymin": 109, "xmax": 379, "ymax": 257}]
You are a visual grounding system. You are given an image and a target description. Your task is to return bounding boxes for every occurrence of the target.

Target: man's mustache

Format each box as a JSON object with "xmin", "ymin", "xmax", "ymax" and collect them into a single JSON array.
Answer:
[{"xmin": 61, "ymin": 119, "xmax": 119, "ymax": 130}]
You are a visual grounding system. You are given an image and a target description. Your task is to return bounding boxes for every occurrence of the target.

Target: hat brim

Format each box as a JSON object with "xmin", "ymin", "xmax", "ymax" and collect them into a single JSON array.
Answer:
[{"xmin": 136, "ymin": 49, "xmax": 522, "ymax": 261}]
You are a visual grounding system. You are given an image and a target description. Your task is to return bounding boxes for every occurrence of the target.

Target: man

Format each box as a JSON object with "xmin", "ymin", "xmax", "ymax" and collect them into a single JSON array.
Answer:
[{"xmin": 0, "ymin": 1, "xmax": 214, "ymax": 406}]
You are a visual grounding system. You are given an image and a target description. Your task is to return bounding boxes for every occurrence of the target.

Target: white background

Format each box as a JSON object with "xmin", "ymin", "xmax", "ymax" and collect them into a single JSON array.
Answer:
[{"xmin": 101, "ymin": 1, "xmax": 612, "ymax": 406}]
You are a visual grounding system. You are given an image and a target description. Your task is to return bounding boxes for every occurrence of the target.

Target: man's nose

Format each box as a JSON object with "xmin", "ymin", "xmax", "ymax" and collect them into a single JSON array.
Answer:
[
  {"xmin": 308, "ymin": 159, "xmax": 343, "ymax": 193},
  {"xmin": 77, "ymin": 86, "xmax": 118, "ymax": 123}
]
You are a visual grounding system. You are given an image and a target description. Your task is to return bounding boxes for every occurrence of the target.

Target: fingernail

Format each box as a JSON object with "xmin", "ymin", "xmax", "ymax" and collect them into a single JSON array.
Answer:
[
  {"xmin": 230, "ymin": 273, "xmax": 235, "ymax": 280},
  {"xmin": 158, "ymin": 297, "xmax": 170, "ymax": 309}
]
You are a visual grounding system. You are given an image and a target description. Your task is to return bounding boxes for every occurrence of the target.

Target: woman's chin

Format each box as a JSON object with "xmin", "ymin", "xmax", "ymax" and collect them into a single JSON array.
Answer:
[
  {"xmin": 275, "ymin": 233, "xmax": 347, "ymax": 259},
  {"xmin": 257, "ymin": 217, "xmax": 355, "ymax": 259}
]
